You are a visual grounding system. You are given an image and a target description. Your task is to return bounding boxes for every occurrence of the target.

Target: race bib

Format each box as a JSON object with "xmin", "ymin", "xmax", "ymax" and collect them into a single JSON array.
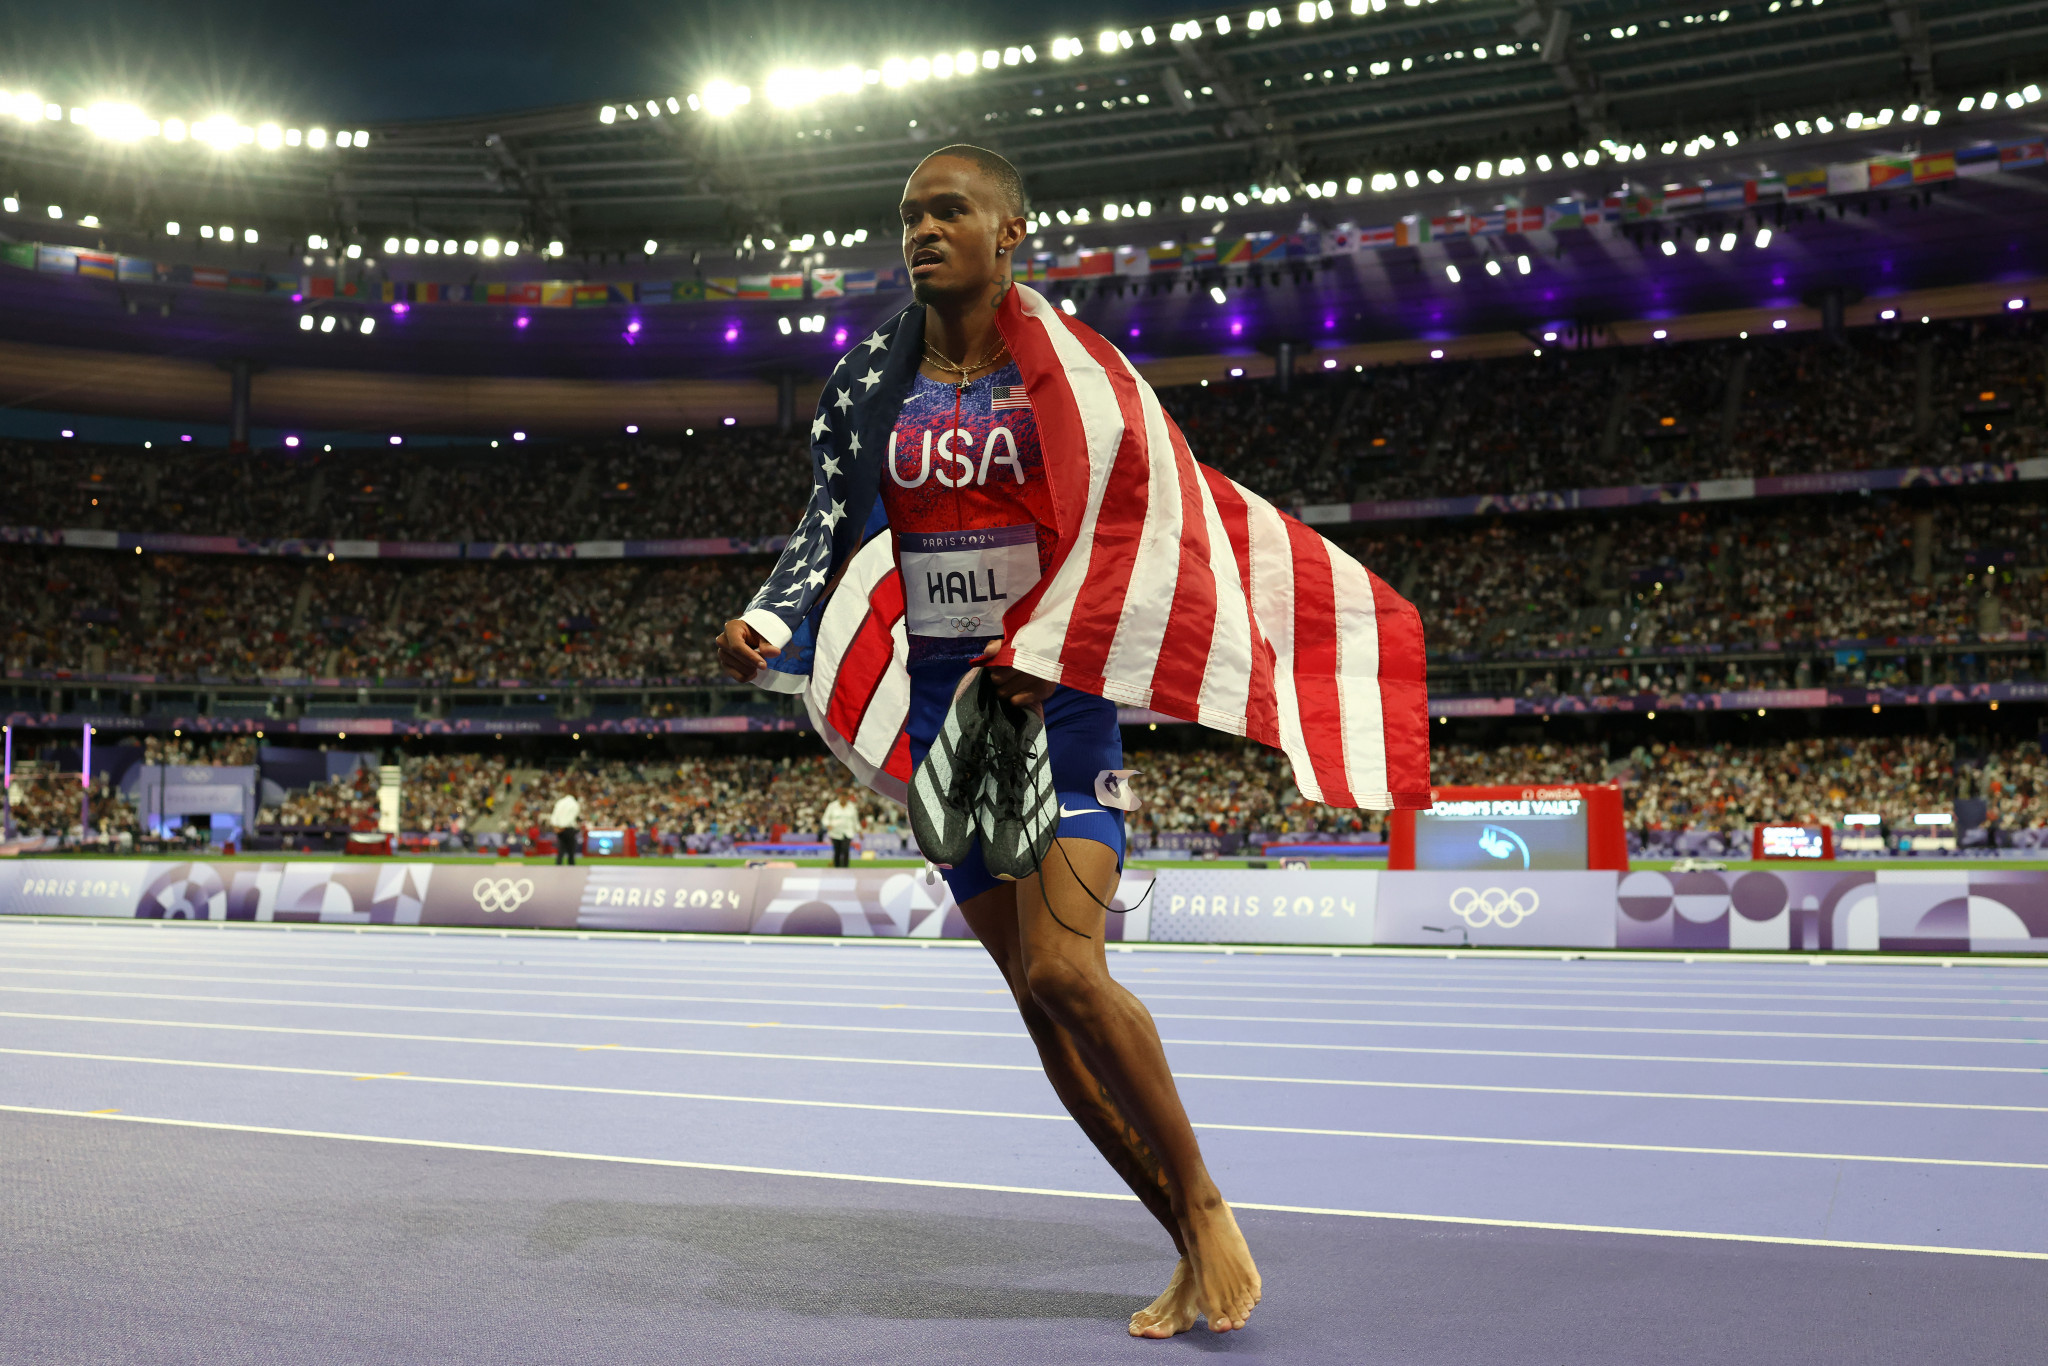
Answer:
[{"xmin": 898, "ymin": 525, "xmax": 1041, "ymax": 638}]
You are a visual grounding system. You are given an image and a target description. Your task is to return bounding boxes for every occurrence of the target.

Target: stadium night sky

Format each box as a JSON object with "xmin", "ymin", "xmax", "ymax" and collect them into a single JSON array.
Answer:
[{"xmin": 3, "ymin": 0, "xmax": 1202, "ymax": 123}]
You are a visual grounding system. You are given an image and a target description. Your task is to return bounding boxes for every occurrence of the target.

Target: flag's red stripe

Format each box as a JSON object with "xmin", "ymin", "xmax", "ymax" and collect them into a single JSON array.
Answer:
[
  {"xmin": 1199, "ymin": 468, "xmax": 1281, "ymax": 747},
  {"xmin": 824, "ymin": 577, "xmax": 903, "ymax": 746},
  {"xmin": 996, "ymin": 299, "xmax": 1092, "ymax": 638},
  {"xmin": 1056, "ymin": 325, "xmax": 1155, "ymax": 689},
  {"xmin": 1367, "ymin": 568, "xmax": 1433, "ymax": 806},
  {"xmin": 1282, "ymin": 515, "xmax": 1356, "ymax": 807},
  {"xmin": 882, "ymin": 729, "xmax": 915, "ymax": 784},
  {"xmin": 1145, "ymin": 415, "xmax": 1220, "ymax": 718}
]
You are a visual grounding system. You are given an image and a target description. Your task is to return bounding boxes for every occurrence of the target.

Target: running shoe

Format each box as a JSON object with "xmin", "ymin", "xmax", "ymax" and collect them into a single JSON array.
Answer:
[
  {"xmin": 909, "ymin": 668, "xmax": 992, "ymax": 867},
  {"xmin": 978, "ymin": 695, "xmax": 1058, "ymax": 882}
]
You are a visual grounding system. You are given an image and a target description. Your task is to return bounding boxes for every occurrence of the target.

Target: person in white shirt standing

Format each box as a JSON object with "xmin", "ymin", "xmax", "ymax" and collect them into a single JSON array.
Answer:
[
  {"xmin": 821, "ymin": 788, "xmax": 861, "ymax": 868},
  {"xmin": 549, "ymin": 790, "xmax": 581, "ymax": 866}
]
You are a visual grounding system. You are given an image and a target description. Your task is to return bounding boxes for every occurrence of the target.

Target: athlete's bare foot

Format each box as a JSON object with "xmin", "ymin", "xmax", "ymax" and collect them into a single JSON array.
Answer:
[
  {"xmin": 1128, "ymin": 1257, "xmax": 1201, "ymax": 1338},
  {"xmin": 1184, "ymin": 1198, "xmax": 1262, "ymax": 1332}
]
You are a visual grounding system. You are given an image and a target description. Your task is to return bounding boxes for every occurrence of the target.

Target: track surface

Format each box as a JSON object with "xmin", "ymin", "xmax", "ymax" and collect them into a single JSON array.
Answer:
[{"xmin": 3, "ymin": 920, "xmax": 2045, "ymax": 1363}]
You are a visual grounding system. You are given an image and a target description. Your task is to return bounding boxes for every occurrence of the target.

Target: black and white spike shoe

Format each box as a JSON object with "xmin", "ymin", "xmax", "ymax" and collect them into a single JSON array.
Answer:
[
  {"xmin": 909, "ymin": 668, "xmax": 993, "ymax": 868},
  {"xmin": 978, "ymin": 696, "xmax": 1058, "ymax": 883}
]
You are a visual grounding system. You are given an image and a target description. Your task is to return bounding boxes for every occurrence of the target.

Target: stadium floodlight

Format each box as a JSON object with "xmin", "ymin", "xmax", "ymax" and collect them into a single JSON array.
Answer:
[
  {"xmin": 307, "ymin": 126, "xmax": 326, "ymax": 148},
  {"xmin": 1755, "ymin": 227, "xmax": 1772, "ymax": 247},
  {"xmin": 346, "ymin": 243, "xmax": 361, "ymax": 259},
  {"xmin": 778, "ymin": 316, "xmax": 793, "ymax": 336},
  {"xmin": 1719, "ymin": 231, "xmax": 1736, "ymax": 251},
  {"xmin": 1429, "ymin": 348, "xmax": 1444, "ymax": 359},
  {"xmin": 1772, "ymin": 318, "xmax": 1787, "ymax": 330},
  {"xmin": 336, "ymin": 130, "xmax": 354, "ymax": 146},
  {"xmin": 1653, "ymin": 329, "xmax": 1668, "ymax": 340},
  {"xmin": 1583, "ymin": 149, "xmax": 1600, "ymax": 165},
  {"xmin": 1445, "ymin": 264, "xmax": 1461, "ymax": 283},
  {"xmin": 481, "ymin": 238, "xmax": 500, "ymax": 257},
  {"xmin": 702, "ymin": 81, "xmax": 751, "ymax": 116},
  {"xmin": 1298, "ymin": 1, "xmax": 1315, "ymax": 20},
  {"xmin": 1913, "ymin": 813, "xmax": 1953, "ymax": 825},
  {"xmin": 461, "ymin": 239, "xmax": 478, "ymax": 255},
  {"xmin": 1404, "ymin": 169, "xmax": 1420, "ymax": 186},
  {"xmin": 1923, "ymin": 109, "xmax": 1941, "ymax": 125},
  {"xmin": 1561, "ymin": 151, "xmax": 1578, "ymax": 168},
  {"xmin": 2008, "ymin": 297, "xmax": 2029, "ymax": 311},
  {"xmin": 547, "ymin": 240, "xmax": 564, "ymax": 257},
  {"xmin": 1346, "ymin": 176, "xmax": 1362, "ymax": 193},
  {"xmin": 388, "ymin": 435, "xmax": 402, "ymax": 446},
  {"xmin": 599, "ymin": 105, "xmax": 617, "ymax": 123},
  {"xmin": 320, "ymin": 315, "xmax": 336, "ymax": 333},
  {"xmin": 400, "ymin": 237, "xmax": 417, "ymax": 253},
  {"xmin": 423, "ymin": 238, "xmax": 439, "ymax": 254},
  {"xmin": 257, "ymin": 122, "xmax": 282, "ymax": 149},
  {"xmin": 1209, "ymin": 285, "xmax": 1227, "ymax": 304},
  {"xmin": 1097, "ymin": 30, "xmax": 1118, "ymax": 53},
  {"xmin": 165, "ymin": 220, "xmax": 180, "ymax": 235},
  {"xmin": 1104, "ymin": 203, "xmax": 1120, "ymax": 221},
  {"xmin": 298, "ymin": 315, "xmax": 313, "ymax": 331},
  {"xmin": 910, "ymin": 56, "xmax": 931, "ymax": 80},
  {"xmin": 441, "ymin": 239, "xmax": 456, "ymax": 254},
  {"xmin": 1426, "ymin": 168, "xmax": 1444, "ymax": 183},
  {"xmin": 1004, "ymin": 46, "xmax": 1022, "ymax": 64},
  {"xmin": 1693, "ymin": 235, "xmax": 1709, "ymax": 253},
  {"xmin": 200, "ymin": 224, "xmax": 213, "ymax": 237},
  {"xmin": 1140, "ymin": 26, "xmax": 1156, "ymax": 43},
  {"xmin": 1484, "ymin": 259, "xmax": 1501, "ymax": 276},
  {"xmin": 359, "ymin": 317, "xmax": 375, "ymax": 335},
  {"xmin": 1543, "ymin": 331, "xmax": 1557, "ymax": 341},
  {"xmin": 642, "ymin": 238, "xmax": 658, "ymax": 255},
  {"xmin": 46, "ymin": 204, "xmax": 60, "ymax": 219},
  {"xmin": 1059, "ymin": 298, "xmax": 1077, "ymax": 315},
  {"xmin": 1660, "ymin": 239, "xmax": 1677, "ymax": 256},
  {"xmin": 1879, "ymin": 308, "xmax": 1897, "ymax": 320},
  {"xmin": 1535, "ymin": 154, "xmax": 1552, "ymax": 171},
  {"xmin": 1517, "ymin": 254, "xmax": 1531, "ymax": 274},
  {"xmin": 505, "ymin": 240, "xmax": 520, "ymax": 256},
  {"xmin": 1454, "ymin": 165, "xmax": 1471, "ymax": 181}
]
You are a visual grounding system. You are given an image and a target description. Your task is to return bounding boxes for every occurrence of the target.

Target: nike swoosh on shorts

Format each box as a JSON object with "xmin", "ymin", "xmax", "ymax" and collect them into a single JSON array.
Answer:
[{"xmin": 1059, "ymin": 805, "xmax": 1105, "ymax": 817}]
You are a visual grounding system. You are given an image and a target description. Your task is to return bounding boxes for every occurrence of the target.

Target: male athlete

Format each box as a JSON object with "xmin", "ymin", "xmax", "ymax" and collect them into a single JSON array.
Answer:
[{"xmin": 718, "ymin": 145, "xmax": 1428, "ymax": 1337}]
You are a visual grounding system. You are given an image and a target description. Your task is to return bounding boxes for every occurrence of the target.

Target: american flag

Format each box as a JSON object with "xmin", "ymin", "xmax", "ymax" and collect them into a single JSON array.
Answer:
[
  {"xmin": 990, "ymin": 384, "xmax": 1031, "ymax": 411},
  {"xmin": 741, "ymin": 284, "xmax": 1429, "ymax": 810}
]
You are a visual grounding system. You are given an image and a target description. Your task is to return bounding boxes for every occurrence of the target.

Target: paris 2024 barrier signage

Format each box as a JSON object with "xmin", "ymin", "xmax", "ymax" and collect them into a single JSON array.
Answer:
[{"xmin": 2, "ymin": 861, "xmax": 2045, "ymax": 955}]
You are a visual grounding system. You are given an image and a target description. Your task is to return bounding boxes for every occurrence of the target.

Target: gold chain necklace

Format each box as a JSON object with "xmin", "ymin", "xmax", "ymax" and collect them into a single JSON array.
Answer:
[{"xmin": 922, "ymin": 337, "xmax": 1009, "ymax": 389}]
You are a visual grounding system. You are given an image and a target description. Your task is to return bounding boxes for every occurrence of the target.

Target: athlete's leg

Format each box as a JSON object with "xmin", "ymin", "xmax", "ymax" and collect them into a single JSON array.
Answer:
[
  {"xmin": 1013, "ymin": 838, "xmax": 1262, "ymax": 1334},
  {"xmin": 955, "ymin": 882, "xmax": 1183, "ymax": 1253}
]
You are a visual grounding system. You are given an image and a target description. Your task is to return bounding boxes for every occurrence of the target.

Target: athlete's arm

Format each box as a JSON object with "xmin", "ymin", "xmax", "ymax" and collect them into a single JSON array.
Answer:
[
  {"xmin": 715, "ymin": 618, "xmax": 781, "ymax": 681},
  {"xmin": 974, "ymin": 636, "xmax": 1055, "ymax": 708}
]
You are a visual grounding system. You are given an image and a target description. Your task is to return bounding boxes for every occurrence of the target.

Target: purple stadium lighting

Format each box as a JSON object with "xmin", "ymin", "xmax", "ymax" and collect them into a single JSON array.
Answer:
[
  {"xmin": 179, "ymin": 434, "xmax": 192, "ymax": 443},
  {"xmin": 391, "ymin": 302, "xmax": 410, "ymax": 317},
  {"xmin": 1129, "ymin": 327, "xmax": 1140, "ymax": 338},
  {"xmin": 723, "ymin": 324, "xmax": 740, "ymax": 343},
  {"xmin": 290, "ymin": 292, "xmax": 303, "ymax": 303},
  {"xmin": 515, "ymin": 315, "xmax": 530, "ymax": 330},
  {"xmin": 1229, "ymin": 320, "xmax": 1243, "ymax": 337},
  {"xmin": 832, "ymin": 326, "xmax": 848, "ymax": 347},
  {"xmin": 626, "ymin": 318, "xmax": 642, "ymax": 334},
  {"xmin": 284, "ymin": 435, "xmax": 300, "ymax": 448},
  {"xmin": 60, "ymin": 428, "xmax": 74, "ymax": 438}
]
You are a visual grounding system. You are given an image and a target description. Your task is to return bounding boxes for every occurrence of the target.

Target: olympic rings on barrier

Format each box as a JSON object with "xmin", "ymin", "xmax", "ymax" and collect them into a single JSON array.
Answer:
[
  {"xmin": 1448, "ymin": 885, "xmax": 1539, "ymax": 929},
  {"xmin": 471, "ymin": 877, "xmax": 536, "ymax": 914}
]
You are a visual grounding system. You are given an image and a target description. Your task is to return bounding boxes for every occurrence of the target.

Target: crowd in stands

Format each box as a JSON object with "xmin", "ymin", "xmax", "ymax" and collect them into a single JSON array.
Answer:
[
  {"xmin": 6, "ymin": 312, "xmax": 2043, "ymax": 545},
  {"xmin": 142, "ymin": 735, "xmax": 258, "ymax": 766}
]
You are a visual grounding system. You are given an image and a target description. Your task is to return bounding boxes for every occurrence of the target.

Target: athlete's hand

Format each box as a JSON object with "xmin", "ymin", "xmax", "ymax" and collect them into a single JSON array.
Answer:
[
  {"xmin": 714, "ymin": 619, "xmax": 780, "ymax": 681},
  {"xmin": 974, "ymin": 637, "xmax": 1056, "ymax": 709}
]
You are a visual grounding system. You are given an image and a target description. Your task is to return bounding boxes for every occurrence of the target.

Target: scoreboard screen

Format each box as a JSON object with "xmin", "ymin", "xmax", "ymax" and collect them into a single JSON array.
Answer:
[
  {"xmin": 1412, "ymin": 796, "xmax": 1590, "ymax": 871},
  {"xmin": 1753, "ymin": 825, "xmax": 1832, "ymax": 860}
]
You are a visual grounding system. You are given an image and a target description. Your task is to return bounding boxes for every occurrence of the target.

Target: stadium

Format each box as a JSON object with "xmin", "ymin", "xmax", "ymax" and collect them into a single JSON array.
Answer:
[{"xmin": 4, "ymin": 0, "xmax": 2048, "ymax": 1359}]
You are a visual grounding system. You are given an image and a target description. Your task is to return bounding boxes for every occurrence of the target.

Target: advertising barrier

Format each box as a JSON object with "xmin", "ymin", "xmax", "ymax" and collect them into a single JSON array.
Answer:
[{"xmin": 3, "ymin": 861, "xmax": 2044, "ymax": 956}]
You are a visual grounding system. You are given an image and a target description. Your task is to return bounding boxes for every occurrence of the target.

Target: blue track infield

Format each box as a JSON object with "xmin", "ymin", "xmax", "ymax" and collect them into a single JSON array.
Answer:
[{"xmin": 2, "ymin": 919, "xmax": 2046, "ymax": 1363}]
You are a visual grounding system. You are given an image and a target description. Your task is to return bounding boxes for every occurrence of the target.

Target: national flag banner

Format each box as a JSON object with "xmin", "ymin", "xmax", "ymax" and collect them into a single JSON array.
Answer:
[
  {"xmin": 769, "ymin": 273, "xmax": 804, "ymax": 299},
  {"xmin": 417, "ymin": 282, "xmax": 442, "ymax": 303},
  {"xmin": 1543, "ymin": 204, "xmax": 1585, "ymax": 231},
  {"xmin": 1430, "ymin": 214, "xmax": 1463, "ymax": 237},
  {"xmin": 1755, "ymin": 172, "xmax": 1787, "ymax": 197},
  {"xmin": 1955, "ymin": 142, "xmax": 2000, "ymax": 177},
  {"xmin": 1474, "ymin": 211, "xmax": 1505, "ymax": 235},
  {"xmin": 674, "ymin": 279, "xmax": 706, "ymax": 302},
  {"xmin": 116, "ymin": 255, "xmax": 153, "ymax": 283},
  {"xmin": 746, "ymin": 283, "xmax": 1431, "ymax": 814},
  {"xmin": 1866, "ymin": 156, "xmax": 1913, "ymax": 189},
  {"xmin": 1047, "ymin": 253, "xmax": 1082, "ymax": 280},
  {"xmin": 1287, "ymin": 232, "xmax": 1318, "ymax": 259},
  {"xmin": 1189, "ymin": 239, "xmax": 1218, "ymax": 265},
  {"xmin": 0, "ymin": 241, "xmax": 33, "ymax": 270},
  {"xmin": 1023, "ymin": 253, "xmax": 1051, "ymax": 281},
  {"xmin": 339, "ymin": 280, "xmax": 362, "ymax": 298},
  {"xmin": 1826, "ymin": 162, "xmax": 1870, "ymax": 195},
  {"xmin": 843, "ymin": 269, "xmax": 878, "ymax": 293},
  {"xmin": 228, "ymin": 271, "xmax": 267, "ymax": 293},
  {"xmin": 1784, "ymin": 168, "xmax": 1828, "ymax": 199},
  {"xmin": 737, "ymin": 275, "xmax": 772, "ymax": 300},
  {"xmin": 1395, "ymin": 215, "xmax": 1429, "ymax": 246},
  {"xmin": 1327, "ymin": 223, "xmax": 1358, "ymax": 254},
  {"xmin": 36, "ymin": 245, "xmax": 78, "ymax": 274},
  {"xmin": 485, "ymin": 282, "xmax": 509, "ymax": 303},
  {"xmin": 573, "ymin": 283, "xmax": 612, "ymax": 307},
  {"xmin": 810, "ymin": 267, "xmax": 846, "ymax": 298},
  {"xmin": 1148, "ymin": 244, "xmax": 1185, "ymax": 271},
  {"xmin": 2001, "ymin": 140, "xmax": 2047, "ymax": 170},
  {"xmin": 1248, "ymin": 232, "xmax": 1285, "ymax": 261},
  {"xmin": 1114, "ymin": 246, "xmax": 1148, "ymax": 277},
  {"xmin": 75, "ymin": 250, "xmax": 116, "ymax": 280},
  {"xmin": 191, "ymin": 265, "xmax": 227, "ymax": 289},
  {"xmin": 1078, "ymin": 250, "xmax": 1115, "ymax": 277},
  {"xmin": 703, "ymin": 277, "xmax": 739, "ymax": 299},
  {"xmin": 1912, "ymin": 151, "xmax": 1956, "ymax": 183},
  {"xmin": 1358, "ymin": 224, "xmax": 1396, "ymax": 248},
  {"xmin": 1662, "ymin": 186, "xmax": 1705, "ymax": 212},
  {"xmin": 1217, "ymin": 237, "xmax": 1252, "ymax": 264},
  {"xmin": 990, "ymin": 384, "xmax": 1030, "ymax": 411},
  {"xmin": 309, "ymin": 276, "xmax": 337, "ymax": 299},
  {"xmin": 638, "ymin": 281, "xmax": 673, "ymax": 304},
  {"xmin": 1702, "ymin": 181, "xmax": 1755, "ymax": 210},
  {"xmin": 1504, "ymin": 206, "xmax": 1543, "ymax": 232},
  {"xmin": 540, "ymin": 282, "xmax": 576, "ymax": 307}
]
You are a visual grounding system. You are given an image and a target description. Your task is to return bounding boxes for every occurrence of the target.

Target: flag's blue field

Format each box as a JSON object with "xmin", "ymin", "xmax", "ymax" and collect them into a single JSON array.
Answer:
[{"xmin": 2, "ymin": 918, "xmax": 2045, "ymax": 1364}]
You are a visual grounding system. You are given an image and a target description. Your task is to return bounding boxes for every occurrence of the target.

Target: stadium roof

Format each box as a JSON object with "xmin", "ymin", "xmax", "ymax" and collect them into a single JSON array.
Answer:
[{"xmin": 4, "ymin": 0, "xmax": 2046, "ymax": 258}]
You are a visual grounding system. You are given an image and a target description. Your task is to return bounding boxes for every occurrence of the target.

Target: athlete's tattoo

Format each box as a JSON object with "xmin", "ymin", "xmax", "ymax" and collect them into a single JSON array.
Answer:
[{"xmin": 991, "ymin": 278, "xmax": 1009, "ymax": 310}]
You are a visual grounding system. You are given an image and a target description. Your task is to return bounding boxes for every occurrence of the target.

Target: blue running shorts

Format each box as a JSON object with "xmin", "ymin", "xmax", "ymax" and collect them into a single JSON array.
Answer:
[{"xmin": 903, "ymin": 658, "xmax": 1126, "ymax": 907}]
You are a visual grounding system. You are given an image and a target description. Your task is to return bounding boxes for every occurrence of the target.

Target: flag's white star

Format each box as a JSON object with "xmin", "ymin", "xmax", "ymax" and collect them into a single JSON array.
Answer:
[
  {"xmin": 820, "ymin": 451, "xmax": 843, "ymax": 479},
  {"xmin": 833, "ymin": 388, "xmax": 852, "ymax": 412},
  {"xmin": 805, "ymin": 568, "xmax": 828, "ymax": 588},
  {"xmin": 862, "ymin": 330, "xmax": 890, "ymax": 354},
  {"xmin": 858, "ymin": 367, "xmax": 883, "ymax": 391},
  {"xmin": 847, "ymin": 431, "xmax": 862, "ymax": 455},
  {"xmin": 811, "ymin": 412, "xmax": 830, "ymax": 440},
  {"xmin": 821, "ymin": 498, "xmax": 846, "ymax": 529}
]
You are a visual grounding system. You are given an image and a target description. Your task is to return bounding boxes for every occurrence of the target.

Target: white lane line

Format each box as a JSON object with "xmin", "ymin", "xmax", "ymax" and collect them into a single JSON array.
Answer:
[
  {"xmin": 6, "ymin": 981, "xmax": 2042, "ymax": 1048},
  {"xmin": 13, "ymin": 1010, "xmax": 2048, "ymax": 1085},
  {"xmin": 3, "ymin": 1103, "xmax": 2045, "ymax": 1263},
  {"xmin": 9, "ymin": 989, "xmax": 2048, "ymax": 1061},
  {"xmin": 12, "ymin": 951, "xmax": 2048, "ymax": 1019},
  {"xmin": 13, "ymin": 1044, "xmax": 2048, "ymax": 1128}
]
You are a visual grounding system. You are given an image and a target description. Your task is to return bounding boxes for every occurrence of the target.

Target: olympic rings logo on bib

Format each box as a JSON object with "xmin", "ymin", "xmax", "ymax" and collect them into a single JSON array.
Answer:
[
  {"xmin": 947, "ymin": 614, "xmax": 987, "ymax": 633},
  {"xmin": 472, "ymin": 877, "xmax": 536, "ymax": 914},
  {"xmin": 1447, "ymin": 886, "xmax": 1539, "ymax": 928}
]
